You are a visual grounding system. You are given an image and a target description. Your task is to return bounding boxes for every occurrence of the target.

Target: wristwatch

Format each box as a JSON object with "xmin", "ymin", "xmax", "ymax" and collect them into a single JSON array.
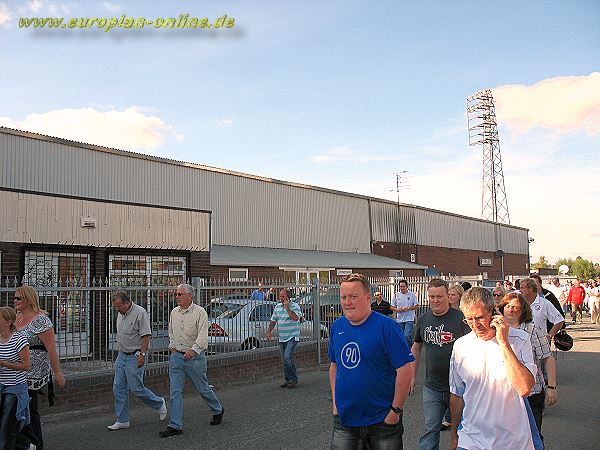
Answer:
[
  {"xmin": 546, "ymin": 385, "xmax": 556, "ymax": 390},
  {"xmin": 391, "ymin": 406, "xmax": 403, "ymax": 414},
  {"xmin": 136, "ymin": 351, "xmax": 147, "ymax": 357}
]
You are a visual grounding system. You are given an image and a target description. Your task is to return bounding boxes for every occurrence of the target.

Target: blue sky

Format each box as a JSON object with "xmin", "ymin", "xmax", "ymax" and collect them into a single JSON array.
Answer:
[{"xmin": 1, "ymin": 0, "xmax": 599, "ymax": 265}]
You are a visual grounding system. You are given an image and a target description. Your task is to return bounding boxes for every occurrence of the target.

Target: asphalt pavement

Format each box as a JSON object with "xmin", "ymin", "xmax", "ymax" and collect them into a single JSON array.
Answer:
[{"xmin": 43, "ymin": 321, "xmax": 600, "ymax": 450}]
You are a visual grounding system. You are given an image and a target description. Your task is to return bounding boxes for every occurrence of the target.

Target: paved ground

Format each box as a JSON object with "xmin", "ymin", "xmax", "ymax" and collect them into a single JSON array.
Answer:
[{"xmin": 43, "ymin": 321, "xmax": 600, "ymax": 449}]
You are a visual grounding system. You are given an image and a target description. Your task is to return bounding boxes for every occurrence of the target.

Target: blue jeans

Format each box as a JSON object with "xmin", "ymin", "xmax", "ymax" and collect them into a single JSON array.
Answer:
[
  {"xmin": 419, "ymin": 386, "xmax": 450, "ymax": 450},
  {"xmin": 0, "ymin": 393, "xmax": 19, "ymax": 450},
  {"xmin": 331, "ymin": 414, "xmax": 403, "ymax": 450},
  {"xmin": 279, "ymin": 339, "xmax": 298, "ymax": 383},
  {"xmin": 168, "ymin": 351, "xmax": 222, "ymax": 430},
  {"xmin": 113, "ymin": 352, "xmax": 164, "ymax": 423},
  {"xmin": 397, "ymin": 321, "xmax": 414, "ymax": 348}
]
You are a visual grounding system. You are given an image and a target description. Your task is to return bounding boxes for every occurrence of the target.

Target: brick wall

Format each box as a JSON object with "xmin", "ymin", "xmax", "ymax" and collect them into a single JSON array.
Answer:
[
  {"xmin": 372, "ymin": 240, "xmax": 529, "ymax": 277},
  {"xmin": 39, "ymin": 342, "xmax": 329, "ymax": 414}
]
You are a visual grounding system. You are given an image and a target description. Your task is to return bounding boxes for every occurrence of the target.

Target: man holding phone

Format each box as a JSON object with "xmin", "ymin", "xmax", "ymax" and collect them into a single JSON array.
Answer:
[
  {"xmin": 449, "ymin": 287, "xmax": 537, "ymax": 450},
  {"xmin": 266, "ymin": 289, "xmax": 302, "ymax": 388}
]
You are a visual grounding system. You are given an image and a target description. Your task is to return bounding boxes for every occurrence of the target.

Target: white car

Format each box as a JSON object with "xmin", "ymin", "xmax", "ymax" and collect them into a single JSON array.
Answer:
[{"xmin": 207, "ymin": 299, "xmax": 329, "ymax": 353}]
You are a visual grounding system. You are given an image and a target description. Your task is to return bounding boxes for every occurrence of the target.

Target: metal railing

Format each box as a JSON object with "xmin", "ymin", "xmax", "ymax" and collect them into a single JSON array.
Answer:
[{"xmin": 0, "ymin": 275, "xmax": 481, "ymax": 379}]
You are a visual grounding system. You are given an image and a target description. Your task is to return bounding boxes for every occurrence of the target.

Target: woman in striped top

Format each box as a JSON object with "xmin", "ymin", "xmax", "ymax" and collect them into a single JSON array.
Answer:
[{"xmin": 0, "ymin": 306, "xmax": 30, "ymax": 450}]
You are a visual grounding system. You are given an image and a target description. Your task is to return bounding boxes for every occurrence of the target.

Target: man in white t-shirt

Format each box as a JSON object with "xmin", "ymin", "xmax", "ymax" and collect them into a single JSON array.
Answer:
[
  {"xmin": 449, "ymin": 287, "xmax": 537, "ymax": 450},
  {"xmin": 391, "ymin": 279, "xmax": 419, "ymax": 347},
  {"xmin": 520, "ymin": 278, "xmax": 565, "ymax": 342},
  {"xmin": 547, "ymin": 277, "xmax": 567, "ymax": 312}
]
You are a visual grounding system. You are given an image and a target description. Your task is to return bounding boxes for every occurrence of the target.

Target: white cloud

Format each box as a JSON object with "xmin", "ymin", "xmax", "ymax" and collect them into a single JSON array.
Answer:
[
  {"xmin": 102, "ymin": 1, "xmax": 121, "ymax": 14},
  {"xmin": 214, "ymin": 117, "xmax": 234, "ymax": 128},
  {"xmin": 310, "ymin": 146, "xmax": 404, "ymax": 164},
  {"xmin": 0, "ymin": 3, "xmax": 11, "ymax": 26},
  {"xmin": 0, "ymin": 107, "xmax": 181, "ymax": 152},
  {"xmin": 27, "ymin": 0, "xmax": 43, "ymax": 13},
  {"xmin": 493, "ymin": 72, "xmax": 600, "ymax": 135}
]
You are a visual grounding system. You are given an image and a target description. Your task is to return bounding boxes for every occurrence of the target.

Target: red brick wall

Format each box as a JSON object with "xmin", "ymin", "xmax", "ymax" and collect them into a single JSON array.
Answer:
[
  {"xmin": 372, "ymin": 241, "xmax": 529, "ymax": 278},
  {"xmin": 39, "ymin": 342, "xmax": 329, "ymax": 414}
]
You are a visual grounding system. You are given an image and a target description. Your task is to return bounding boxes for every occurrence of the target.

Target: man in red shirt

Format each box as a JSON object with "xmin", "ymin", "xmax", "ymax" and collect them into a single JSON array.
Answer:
[{"xmin": 567, "ymin": 279, "xmax": 586, "ymax": 324}]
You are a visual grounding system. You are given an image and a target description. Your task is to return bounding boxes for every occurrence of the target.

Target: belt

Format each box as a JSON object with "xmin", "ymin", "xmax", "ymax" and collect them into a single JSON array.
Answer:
[{"xmin": 121, "ymin": 350, "xmax": 140, "ymax": 356}]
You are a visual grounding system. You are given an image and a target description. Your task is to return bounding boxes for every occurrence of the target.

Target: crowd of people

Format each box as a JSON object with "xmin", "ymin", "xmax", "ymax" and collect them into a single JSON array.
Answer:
[{"xmin": 0, "ymin": 273, "xmax": 594, "ymax": 449}]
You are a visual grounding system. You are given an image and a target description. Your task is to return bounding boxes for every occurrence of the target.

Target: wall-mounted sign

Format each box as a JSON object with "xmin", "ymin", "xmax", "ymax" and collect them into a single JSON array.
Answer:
[
  {"xmin": 336, "ymin": 269, "xmax": 352, "ymax": 276},
  {"xmin": 410, "ymin": 253, "xmax": 416, "ymax": 263},
  {"xmin": 478, "ymin": 257, "xmax": 493, "ymax": 267},
  {"xmin": 80, "ymin": 217, "xmax": 97, "ymax": 228}
]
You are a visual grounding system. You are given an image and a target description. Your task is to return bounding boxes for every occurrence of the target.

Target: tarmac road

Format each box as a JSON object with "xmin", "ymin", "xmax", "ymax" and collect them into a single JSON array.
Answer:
[{"xmin": 43, "ymin": 321, "xmax": 600, "ymax": 450}]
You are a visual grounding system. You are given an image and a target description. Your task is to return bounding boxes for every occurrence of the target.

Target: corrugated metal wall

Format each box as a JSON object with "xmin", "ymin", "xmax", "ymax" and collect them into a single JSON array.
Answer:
[
  {"xmin": 0, "ymin": 132, "xmax": 372, "ymax": 253},
  {"xmin": 370, "ymin": 200, "xmax": 528, "ymax": 253},
  {"xmin": 0, "ymin": 190, "xmax": 210, "ymax": 250}
]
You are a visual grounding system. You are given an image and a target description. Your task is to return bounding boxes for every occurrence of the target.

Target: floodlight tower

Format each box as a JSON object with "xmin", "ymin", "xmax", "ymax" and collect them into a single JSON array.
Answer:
[{"xmin": 467, "ymin": 89, "xmax": 510, "ymax": 224}]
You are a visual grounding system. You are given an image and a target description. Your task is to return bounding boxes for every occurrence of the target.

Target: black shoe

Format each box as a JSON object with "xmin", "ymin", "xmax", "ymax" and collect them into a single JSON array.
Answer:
[
  {"xmin": 280, "ymin": 382, "xmax": 290, "ymax": 388},
  {"xmin": 210, "ymin": 407, "xmax": 224, "ymax": 425},
  {"xmin": 159, "ymin": 426, "xmax": 183, "ymax": 438},
  {"xmin": 287, "ymin": 381, "xmax": 298, "ymax": 389}
]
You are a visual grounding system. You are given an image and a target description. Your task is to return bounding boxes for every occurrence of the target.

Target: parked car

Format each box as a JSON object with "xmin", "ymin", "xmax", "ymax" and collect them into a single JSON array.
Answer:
[
  {"xmin": 205, "ymin": 294, "xmax": 250, "ymax": 319},
  {"xmin": 295, "ymin": 285, "xmax": 386, "ymax": 324},
  {"xmin": 207, "ymin": 299, "xmax": 328, "ymax": 353}
]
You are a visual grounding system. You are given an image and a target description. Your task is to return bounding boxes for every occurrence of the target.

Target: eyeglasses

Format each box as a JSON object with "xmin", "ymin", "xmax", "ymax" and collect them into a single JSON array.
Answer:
[
  {"xmin": 493, "ymin": 293, "xmax": 503, "ymax": 297},
  {"xmin": 14, "ymin": 296, "xmax": 22, "ymax": 300},
  {"xmin": 462, "ymin": 312, "xmax": 491, "ymax": 325}
]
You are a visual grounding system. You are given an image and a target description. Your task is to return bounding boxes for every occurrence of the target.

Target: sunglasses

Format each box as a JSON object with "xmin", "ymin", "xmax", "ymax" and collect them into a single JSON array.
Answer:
[
  {"xmin": 14, "ymin": 296, "xmax": 22, "ymax": 300},
  {"xmin": 493, "ymin": 293, "xmax": 503, "ymax": 297}
]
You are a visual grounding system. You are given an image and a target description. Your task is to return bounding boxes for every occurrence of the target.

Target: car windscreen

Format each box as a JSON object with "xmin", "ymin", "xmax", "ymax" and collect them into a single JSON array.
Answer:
[{"xmin": 216, "ymin": 306, "xmax": 244, "ymax": 319}]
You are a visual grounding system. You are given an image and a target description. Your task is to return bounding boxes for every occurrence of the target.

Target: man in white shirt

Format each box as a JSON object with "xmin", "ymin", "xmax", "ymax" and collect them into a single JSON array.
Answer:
[
  {"xmin": 449, "ymin": 287, "xmax": 537, "ymax": 450},
  {"xmin": 520, "ymin": 278, "xmax": 565, "ymax": 342},
  {"xmin": 547, "ymin": 277, "xmax": 567, "ymax": 312},
  {"xmin": 159, "ymin": 284, "xmax": 224, "ymax": 438},
  {"xmin": 391, "ymin": 279, "xmax": 419, "ymax": 347}
]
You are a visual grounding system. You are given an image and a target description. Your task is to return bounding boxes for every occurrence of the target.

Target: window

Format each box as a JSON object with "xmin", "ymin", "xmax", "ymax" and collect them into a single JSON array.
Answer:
[
  {"xmin": 249, "ymin": 304, "xmax": 273, "ymax": 322},
  {"xmin": 228, "ymin": 268, "xmax": 248, "ymax": 281},
  {"xmin": 24, "ymin": 250, "xmax": 91, "ymax": 357}
]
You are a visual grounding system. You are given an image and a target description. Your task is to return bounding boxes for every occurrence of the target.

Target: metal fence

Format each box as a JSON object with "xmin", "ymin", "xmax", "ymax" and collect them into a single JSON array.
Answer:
[{"xmin": 0, "ymin": 275, "xmax": 482, "ymax": 379}]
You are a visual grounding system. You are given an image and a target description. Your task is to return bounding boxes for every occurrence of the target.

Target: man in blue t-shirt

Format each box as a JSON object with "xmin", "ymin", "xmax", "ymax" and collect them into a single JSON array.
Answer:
[{"xmin": 329, "ymin": 273, "xmax": 415, "ymax": 449}]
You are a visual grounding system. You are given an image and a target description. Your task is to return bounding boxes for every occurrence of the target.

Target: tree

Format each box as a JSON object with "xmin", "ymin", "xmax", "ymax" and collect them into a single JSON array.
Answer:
[
  {"xmin": 555, "ymin": 256, "xmax": 600, "ymax": 280},
  {"xmin": 532, "ymin": 256, "xmax": 552, "ymax": 270}
]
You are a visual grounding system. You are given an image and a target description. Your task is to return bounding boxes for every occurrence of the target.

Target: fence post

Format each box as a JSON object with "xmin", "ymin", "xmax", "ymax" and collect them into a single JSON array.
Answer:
[{"xmin": 313, "ymin": 276, "xmax": 322, "ymax": 366}]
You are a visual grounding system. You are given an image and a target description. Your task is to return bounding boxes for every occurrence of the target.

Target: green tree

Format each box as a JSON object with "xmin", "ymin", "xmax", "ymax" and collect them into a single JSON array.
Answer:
[
  {"xmin": 532, "ymin": 256, "xmax": 552, "ymax": 270},
  {"xmin": 555, "ymin": 256, "xmax": 600, "ymax": 279}
]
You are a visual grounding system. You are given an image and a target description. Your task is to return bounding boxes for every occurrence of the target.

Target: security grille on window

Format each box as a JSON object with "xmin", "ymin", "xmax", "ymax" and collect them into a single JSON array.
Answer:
[
  {"xmin": 24, "ymin": 250, "xmax": 91, "ymax": 358},
  {"xmin": 108, "ymin": 254, "xmax": 187, "ymax": 345}
]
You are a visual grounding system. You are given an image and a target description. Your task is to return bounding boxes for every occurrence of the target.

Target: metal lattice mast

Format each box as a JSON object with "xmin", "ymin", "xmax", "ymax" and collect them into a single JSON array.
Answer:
[{"xmin": 467, "ymin": 89, "xmax": 510, "ymax": 224}]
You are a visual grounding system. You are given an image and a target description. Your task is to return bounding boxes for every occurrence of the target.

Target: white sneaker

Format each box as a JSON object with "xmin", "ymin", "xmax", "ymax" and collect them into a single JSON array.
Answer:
[
  {"xmin": 107, "ymin": 421, "xmax": 130, "ymax": 431},
  {"xmin": 159, "ymin": 398, "xmax": 168, "ymax": 421}
]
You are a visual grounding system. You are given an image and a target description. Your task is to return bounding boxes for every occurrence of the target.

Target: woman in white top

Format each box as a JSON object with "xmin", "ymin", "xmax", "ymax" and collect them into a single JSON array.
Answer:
[{"xmin": 0, "ymin": 306, "xmax": 30, "ymax": 450}]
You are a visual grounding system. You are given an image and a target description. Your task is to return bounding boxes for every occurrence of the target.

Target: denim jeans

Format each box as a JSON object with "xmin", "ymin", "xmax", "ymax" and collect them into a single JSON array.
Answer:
[
  {"xmin": 279, "ymin": 339, "xmax": 298, "ymax": 383},
  {"xmin": 0, "ymin": 393, "xmax": 18, "ymax": 450},
  {"xmin": 15, "ymin": 390, "xmax": 41, "ymax": 450},
  {"xmin": 419, "ymin": 386, "xmax": 450, "ymax": 450},
  {"xmin": 168, "ymin": 351, "xmax": 222, "ymax": 430},
  {"xmin": 113, "ymin": 352, "xmax": 164, "ymax": 423},
  {"xmin": 331, "ymin": 414, "xmax": 403, "ymax": 450},
  {"xmin": 397, "ymin": 321, "xmax": 414, "ymax": 348}
]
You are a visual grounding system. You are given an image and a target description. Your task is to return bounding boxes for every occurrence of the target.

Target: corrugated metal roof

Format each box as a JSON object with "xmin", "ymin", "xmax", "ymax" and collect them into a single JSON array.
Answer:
[{"xmin": 210, "ymin": 245, "xmax": 427, "ymax": 270}]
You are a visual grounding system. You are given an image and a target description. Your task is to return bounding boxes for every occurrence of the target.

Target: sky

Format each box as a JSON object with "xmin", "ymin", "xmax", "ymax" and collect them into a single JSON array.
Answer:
[{"xmin": 1, "ymin": 0, "xmax": 599, "ymax": 266}]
